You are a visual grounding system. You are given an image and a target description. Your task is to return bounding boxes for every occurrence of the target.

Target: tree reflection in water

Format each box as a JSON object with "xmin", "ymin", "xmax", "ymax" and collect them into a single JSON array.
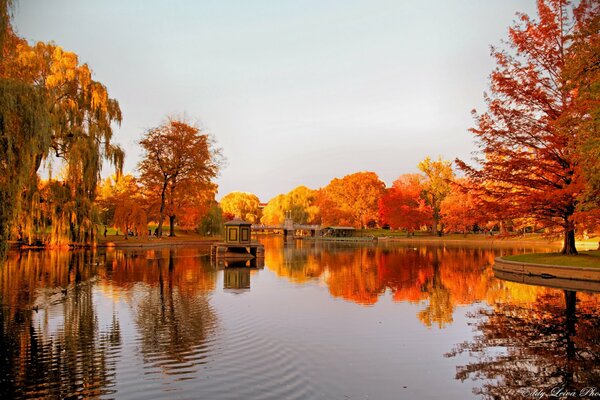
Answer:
[
  {"xmin": 264, "ymin": 239, "xmax": 504, "ymax": 327},
  {"xmin": 0, "ymin": 247, "xmax": 219, "ymax": 397},
  {"xmin": 0, "ymin": 251, "xmax": 121, "ymax": 399},
  {"xmin": 116, "ymin": 248, "xmax": 219, "ymax": 378},
  {"xmin": 446, "ymin": 289, "xmax": 600, "ymax": 399},
  {"xmin": 263, "ymin": 239, "xmax": 600, "ymax": 396}
]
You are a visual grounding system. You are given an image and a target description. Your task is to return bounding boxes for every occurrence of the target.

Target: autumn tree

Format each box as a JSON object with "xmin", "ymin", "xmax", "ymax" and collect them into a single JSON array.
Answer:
[
  {"xmin": 97, "ymin": 175, "xmax": 147, "ymax": 238},
  {"xmin": 169, "ymin": 183, "xmax": 217, "ymax": 230},
  {"xmin": 261, "ymin": 185, "xmax": 319, "ymax": 225},
  {"xmin": 139, "ymin": 118, "xmax": 221, "ymax": 237},
  {"xmin": 440, "ymin": 178, "xmax": 486, "ymax": 234},
  {"xmin": 563, "ymin": 4, "xmax": 600, "ymax": 236},
  {"xmin": 219, "ymin": 191, "xmax": 261, "ymax": 223},
  {"xmin": 196, "ymin": 201, "xmax": 224, "ymax": 236},
  {"xmin": 418, "ymin": 156, "xmax": 454, "ymax": 236},
  {"xmin": 1, "ymin": 28, "xmax": 124, "ymax": 246},
  {"xmin": 0, "ymin": 8, "xmax": 50, "ymax": 255},
  {"xmin": 318, "ymin": 172, "xmax": 386, "ymax": 229},
  {"xmin": 0, "ymin": 76, "xmax": 50, "ymax": 254},
  {"xmin": 260, "ymin": 194, "xmax": 286, "ymax": 225},
  {"xmin": 457, "ymin": 0, "xmax": 599, "ymax": 254},
  {"xmin": 378, "ymin": 174, "xmax": 431, "ymax": 234}
]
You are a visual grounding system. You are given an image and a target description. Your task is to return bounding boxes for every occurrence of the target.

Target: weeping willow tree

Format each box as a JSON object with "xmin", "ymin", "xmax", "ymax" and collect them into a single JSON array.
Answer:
[
  {"xmin": 0, "ymin": 0, "xmax": 12, "ymax": 52},
  {"xmin": 1, "ymin": 32, "xmax": 123, "ymax": 247},
  {"xmin": 0, "ymin": 1, "xmax": 51, "ymax": 257},
  {"xmin": 0, "ymin": 80, "xmax": 50, "ymax": 257}
]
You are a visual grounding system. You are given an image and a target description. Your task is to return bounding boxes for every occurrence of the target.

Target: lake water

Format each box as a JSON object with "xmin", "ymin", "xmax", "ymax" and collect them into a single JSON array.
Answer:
[{"xmin": 1, "ymin": 237, "xmax": 599, "ymax": 399}]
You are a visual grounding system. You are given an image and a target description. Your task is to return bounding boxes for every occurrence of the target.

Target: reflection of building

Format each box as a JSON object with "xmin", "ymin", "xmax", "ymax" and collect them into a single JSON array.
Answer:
[
  {"xmin": 213, "ymin": 257, "xmax": 265, "ymax": 269},
  {"xmin": 224, "ymin": 268, "xmax": 251, "ymax": 293}
]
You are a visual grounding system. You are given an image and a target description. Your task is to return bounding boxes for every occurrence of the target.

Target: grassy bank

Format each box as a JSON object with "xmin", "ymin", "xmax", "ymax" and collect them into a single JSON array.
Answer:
[
  {"xmin": 363, "ymin": 229, "xmax": 598, "ymax": 247},
  {"xmin": 98, "ymin": 231, "xmax": 220, "ymax": 246},
  {"xmin": 504, "ymin": 250, "xmax": 600, "ymax": 268}
]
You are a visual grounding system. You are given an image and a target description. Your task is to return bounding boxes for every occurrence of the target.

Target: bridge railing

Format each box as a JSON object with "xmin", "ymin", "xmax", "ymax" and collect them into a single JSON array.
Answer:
[{"xmin": 251, "ymin": 224, "xmax": 322, "ymax": 230}]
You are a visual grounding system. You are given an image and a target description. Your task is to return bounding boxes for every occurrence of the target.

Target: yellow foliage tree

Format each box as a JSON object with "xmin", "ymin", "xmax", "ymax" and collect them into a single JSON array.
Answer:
[
  {"xmin": 219, "ymin": 192, "xmax": 260, "ymax": 223},
  {"xmin": 261, "ymin": 186, "xmax": 319, "ymax": 225}
]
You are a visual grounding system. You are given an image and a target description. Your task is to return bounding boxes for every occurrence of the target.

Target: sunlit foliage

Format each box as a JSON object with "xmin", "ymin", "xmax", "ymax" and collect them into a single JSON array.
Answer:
[
  {"xmin": 138, "ymin": 118, "xmax": 221, "ymax": 236},
  {"xmin": 440, "ymin": 178, "xmax": 485, "ymax": 234},
  {"xmin": 318, "ymin": 171, "xmax": 385, "ymax": 228},
  {"xmin": 261, "ymin": 185, "xmax": 319, "ymax": 225},
  {"xmin": 219, "ymin": 191, "xmax": 261, "ymax": 223},
  {"xmin": 1, "ymin": 19, "xmax": 124, "ymax": 248},
  {"xmin": 97, "ymin": 175, "xmax": 147, "ymax": 238},
  {"xmin": 418, "ymin": 156, "xmax": 454, "ymax": 236},
  {"xmin": 0, "ymin": 78, "xmax": 50, "ymax": 254},
  {"xmin": 457, "ymin": 0, "xmax": 600, "ymax": 254},
  {"xmin": 378, "ymin": 174, "xmax": 431, "ymax": 233}
]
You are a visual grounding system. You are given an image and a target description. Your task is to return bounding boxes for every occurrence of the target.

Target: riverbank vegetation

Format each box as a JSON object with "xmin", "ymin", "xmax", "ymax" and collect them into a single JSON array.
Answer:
[{"xmin": 1, "ymin": 0, "xmax": 598, "ymax": 258}]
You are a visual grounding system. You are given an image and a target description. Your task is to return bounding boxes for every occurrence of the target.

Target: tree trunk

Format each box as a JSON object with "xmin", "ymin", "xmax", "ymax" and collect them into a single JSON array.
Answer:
[
  {"xmin": 169, "ymin": 215, "xmax": 176, "ymax": 237},
  {"xmin": 432, "ymin": 213, "xmax": 439, "ymax": 236},
  {"xmin": 157, "ymin": 180, "xmax": 168, "ymax": 237},
  {"xmin": 561, "ymin": 228, "xmax": 577, "ymax": 255}
]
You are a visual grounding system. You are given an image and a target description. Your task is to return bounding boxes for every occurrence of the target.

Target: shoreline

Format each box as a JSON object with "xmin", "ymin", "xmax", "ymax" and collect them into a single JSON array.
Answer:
[
  {"xmin": 8, "ymin": 233, "xmax": 598, "ymax": 250},
  {"xmin": 494, "ymin": 256, "xmax": 600, "ymax": 282}
]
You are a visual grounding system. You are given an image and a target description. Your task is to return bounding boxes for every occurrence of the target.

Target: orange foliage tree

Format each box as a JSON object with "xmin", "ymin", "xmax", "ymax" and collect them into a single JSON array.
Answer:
[
  {"xmin": 456, "ymin": 0, "xmax": 599, "ymax": 254},
  {"xmin": 318, "ymin": 172, "xmax": 385, "ymax": 228},
  {"xmin": 440, "ymin": 178, "xmax": 486, "ymax": 234},
  {"xmin": 97, "ymin": 175, "xmax": 147, "ymax": 238},
  {"xmin": 139, "ymin": 118, "xmax": 221, "ymax": 237},
  {"xmin": 378, "ymin": 174, "xmax": 431, "ymax": 234}
]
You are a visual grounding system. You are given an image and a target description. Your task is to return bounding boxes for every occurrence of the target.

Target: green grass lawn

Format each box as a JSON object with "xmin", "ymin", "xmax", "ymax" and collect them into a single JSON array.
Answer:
[{"xmin": 504, "ymin": 250, "xmax": 600, "ymax": 268}]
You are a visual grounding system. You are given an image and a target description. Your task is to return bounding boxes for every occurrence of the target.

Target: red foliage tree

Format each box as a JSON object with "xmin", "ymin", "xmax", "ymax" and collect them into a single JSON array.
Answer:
[
  {"xmin": 456, "ymin": 0, "xmax": 599, "ymax": 254},
  {"xmin": 378, "ymin": 174, "xmax": 431, "ymax": 234},
  {"xmin": 440, "ymin": 179, "xmax": 485, "ymax": 234}
]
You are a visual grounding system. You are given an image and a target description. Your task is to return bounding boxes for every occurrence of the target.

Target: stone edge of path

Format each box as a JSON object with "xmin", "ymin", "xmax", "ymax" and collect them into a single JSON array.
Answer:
[{"xmin": 494, "ymin": 257, "xmax": 600, "ymax": 282}]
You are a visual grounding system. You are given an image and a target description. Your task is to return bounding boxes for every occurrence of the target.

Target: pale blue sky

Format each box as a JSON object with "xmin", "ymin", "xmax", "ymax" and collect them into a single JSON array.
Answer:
[{"xmin": 13, "ymin": 0, "xmax": 535, "ymax": 201}]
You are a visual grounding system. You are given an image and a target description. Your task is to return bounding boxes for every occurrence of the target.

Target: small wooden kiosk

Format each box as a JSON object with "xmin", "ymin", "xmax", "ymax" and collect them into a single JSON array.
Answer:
[
  {"xmin": 211, "ymin": 219, "xmax": 264, "ymax": 265},
  {"xmin": 225, "ymin": 219, "xmax": 252, "ymax": 244}
]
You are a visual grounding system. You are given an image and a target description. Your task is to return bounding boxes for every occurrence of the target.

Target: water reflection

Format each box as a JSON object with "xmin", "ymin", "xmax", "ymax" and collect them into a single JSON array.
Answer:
[
  {"xmin": 130, "ymin": 249, "xmax": 218, "ymax": 378},
  {"xmin": 263, "ymin": 238, "xmax": 521, "ymax": 328},
  {"xmin": 224, "ymin": 268, "xmax": 251, "ymax": 292},
  {"xmin": 446, "ymin": 289, "xmax": 600, "ymax": 399},
  {"xmin": 0, "ymin": 251, "xmax": 120, "ymax": 399},
  {"xmin": 1, "ymin": 240, "xmax": 597, "ymax": 399},
  {"xmin": 0, "ymin": 247, "xmax": 219, "ymax": 398}
]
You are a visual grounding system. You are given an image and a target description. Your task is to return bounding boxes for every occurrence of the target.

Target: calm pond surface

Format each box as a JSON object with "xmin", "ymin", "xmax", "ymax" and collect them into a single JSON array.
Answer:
[{"xmin": 1, "ymin": 237, "xmax": 599, "ymax": 400}]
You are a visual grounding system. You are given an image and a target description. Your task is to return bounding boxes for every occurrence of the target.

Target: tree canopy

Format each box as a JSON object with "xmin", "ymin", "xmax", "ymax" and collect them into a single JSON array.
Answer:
[
  {"xmin": 456, "ymin": 0, "xmax": 600, "ymax": 254},
  {"xmin": 138, "ymin": 118, "xmax": 221, "ymax": 237},
  {"xmin": 318, "ymin": 171, "xmax": 385, "ymax": 229},
  {"xmin": 378, "ymin": 174, "xmax": 431, "ymax": 233},
  {"xmin": 261, "ymin": 185, "xmax": 319, "ymax": 225},
  {"xmin": 418, "ymin": 156, "xmax": 454, "ymax": 236},
  {"xmin": 219, "ymin": 191, "xmax": 261, "ymax": 223}
]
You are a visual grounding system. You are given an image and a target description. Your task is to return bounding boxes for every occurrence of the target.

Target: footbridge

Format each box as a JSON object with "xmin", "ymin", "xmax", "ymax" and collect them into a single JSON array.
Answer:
[{"xmin": 251, "ymin": 221, "xmax": 322, "ymax": 239}]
